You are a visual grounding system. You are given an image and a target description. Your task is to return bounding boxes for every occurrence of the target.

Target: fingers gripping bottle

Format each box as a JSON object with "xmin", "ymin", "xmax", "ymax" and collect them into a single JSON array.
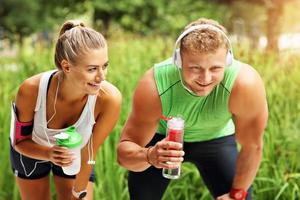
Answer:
[
  {"xmin": 162, "ymin": 117, "xmax": 184, "ymax": 179},
  {"xmin": 54, "ymin": 126, "xmax": 82, "ymax": 175}
]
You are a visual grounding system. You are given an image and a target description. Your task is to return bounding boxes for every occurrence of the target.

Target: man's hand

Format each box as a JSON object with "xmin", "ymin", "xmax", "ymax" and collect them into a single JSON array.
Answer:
[{"xmin": 147, "ymin": 139, "xmax": 184, "ymax": 169}]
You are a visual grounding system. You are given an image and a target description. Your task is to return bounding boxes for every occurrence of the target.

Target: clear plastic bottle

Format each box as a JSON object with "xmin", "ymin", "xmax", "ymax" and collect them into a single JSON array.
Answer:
[
  {"xmin": 54, "ymin": 126, "xmax": 82, "ymax": 175},
  {"xmin": 162, "ymin": 117, "xmax": 184, "ymax": 179}
]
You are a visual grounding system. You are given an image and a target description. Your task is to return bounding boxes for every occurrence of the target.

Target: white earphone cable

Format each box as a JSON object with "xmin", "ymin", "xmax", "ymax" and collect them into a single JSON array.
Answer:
[{"xmin": 21, "ymin": 72, "xmax": 60, "ymax": 177}]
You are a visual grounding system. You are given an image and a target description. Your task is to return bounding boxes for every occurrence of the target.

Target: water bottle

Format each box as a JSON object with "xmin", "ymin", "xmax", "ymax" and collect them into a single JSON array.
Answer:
[
  {"xmin": 54, "ymin": 126, "xmax": 82, "ymax": 175},
  {"xmin": 162, "ymin": 117, "xmax": 184, "ymax": 179}
]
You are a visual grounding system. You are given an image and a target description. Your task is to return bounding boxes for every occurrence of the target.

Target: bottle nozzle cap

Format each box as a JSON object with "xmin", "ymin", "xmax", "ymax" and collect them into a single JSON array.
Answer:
[
  {"xmin": 55, "ymin": 126, "xmax": 82, "ymax": 148},
  {"xmin": 167, "ymin": 116, "xmax": 184, "ymax": 130},
  {"xmin": 54, "ymin": 132, "xmax": 70, "ymax": 140}
]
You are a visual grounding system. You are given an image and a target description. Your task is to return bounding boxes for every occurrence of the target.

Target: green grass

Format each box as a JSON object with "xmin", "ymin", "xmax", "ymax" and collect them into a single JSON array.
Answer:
[{"xmin": 0, "ymin": 37, "xmax": 300, "ymax": 200}]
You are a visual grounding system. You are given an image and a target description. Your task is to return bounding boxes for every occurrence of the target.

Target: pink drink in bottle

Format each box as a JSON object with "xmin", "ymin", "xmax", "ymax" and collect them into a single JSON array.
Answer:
[{"xmin": 162, "ymin": 116, "xmax": 184, "ymax": 179}]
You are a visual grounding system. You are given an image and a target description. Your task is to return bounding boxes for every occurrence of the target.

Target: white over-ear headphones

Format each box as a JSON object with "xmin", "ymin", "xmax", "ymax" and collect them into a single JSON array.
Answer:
[{"xmin": 172, "ymin": 24, "xmax": 234, "ymax": 68}]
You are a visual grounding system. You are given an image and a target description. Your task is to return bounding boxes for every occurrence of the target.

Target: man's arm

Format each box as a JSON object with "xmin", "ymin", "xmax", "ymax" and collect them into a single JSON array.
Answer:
[
  {"xmin": 117, "ymin": 68, "xmax": 184, "ymax": 172},
  {"xmin": 230, "ymin": 64, "xmax": 268, "ymax": 190}
]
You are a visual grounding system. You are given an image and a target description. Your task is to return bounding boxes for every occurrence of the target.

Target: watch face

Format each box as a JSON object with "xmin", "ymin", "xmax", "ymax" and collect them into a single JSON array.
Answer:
[
  {"xmin": 79, "ymin": 192, "xmax": 87, "ymax": 199},
  {"xmin": 234, "ymin": 191, "xmax": 243, "ymax": 199}
]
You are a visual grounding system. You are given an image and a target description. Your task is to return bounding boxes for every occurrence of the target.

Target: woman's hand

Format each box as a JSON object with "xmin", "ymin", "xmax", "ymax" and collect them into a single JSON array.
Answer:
[
  {"xmin": 70, "ymin": 195, "xmax": 87, "ymax": 200},
  {"xmin": 147, "ymin": 139, "xmax": 184, "ymax": 169},
  {"xmin": 47, "ymin": 145, "xmax": 75, "ymax": 167},
  {"xmin": 216, "ymin": 193, "xmax": 235, "ymax": 200}
]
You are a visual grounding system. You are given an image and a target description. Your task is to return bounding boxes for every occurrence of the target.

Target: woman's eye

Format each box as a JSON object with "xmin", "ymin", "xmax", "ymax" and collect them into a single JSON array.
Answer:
[
  {"xmin": 102, "ymin": 63, "xmax": 109, "ymax": 70},
  {"xmin": 88, "ymin": 67, "xmax": 97, "ymax": 72}
]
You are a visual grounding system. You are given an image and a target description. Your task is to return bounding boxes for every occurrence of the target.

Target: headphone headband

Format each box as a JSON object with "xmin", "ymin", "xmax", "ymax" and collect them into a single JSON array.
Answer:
[
  {"xmin": 172, "ymin": 24, "xmax": 234, "ymax": 68},
  {"xmin": 174, "ymin": 24, "xmax": 232, "ymax": 50}
]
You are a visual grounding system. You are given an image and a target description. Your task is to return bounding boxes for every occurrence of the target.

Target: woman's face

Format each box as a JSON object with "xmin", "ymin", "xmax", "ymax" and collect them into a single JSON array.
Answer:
[{"xmin": 66, "ymin": 47, "xmax": 109, "ymax": 95}]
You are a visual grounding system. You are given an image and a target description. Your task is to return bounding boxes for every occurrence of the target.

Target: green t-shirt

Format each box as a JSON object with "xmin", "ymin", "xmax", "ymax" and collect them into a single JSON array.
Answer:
[{"xmin": 154, "ymin": 58, "xmax": 241, "ymax": 142}]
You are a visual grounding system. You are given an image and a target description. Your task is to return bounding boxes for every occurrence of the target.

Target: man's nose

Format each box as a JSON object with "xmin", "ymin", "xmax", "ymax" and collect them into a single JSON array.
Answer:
[{"xmin": 199, "ymin": 70, "xmax": 212, "ymax": 83}]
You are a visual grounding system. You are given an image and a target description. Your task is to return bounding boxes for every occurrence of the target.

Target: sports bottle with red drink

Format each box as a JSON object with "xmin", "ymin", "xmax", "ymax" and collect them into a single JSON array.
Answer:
[{"xmin": 162, "ymin": 116, "xmax": 184, "ymax": 179}]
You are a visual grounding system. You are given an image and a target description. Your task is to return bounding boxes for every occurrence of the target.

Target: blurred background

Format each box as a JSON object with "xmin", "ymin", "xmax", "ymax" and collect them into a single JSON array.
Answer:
[{"xmin": 1, "ymin": 0, "xmax": 300, "ymax": 199}]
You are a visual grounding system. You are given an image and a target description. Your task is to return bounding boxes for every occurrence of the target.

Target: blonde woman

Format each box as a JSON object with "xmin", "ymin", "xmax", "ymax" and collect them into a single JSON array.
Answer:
[{"xmin": 10, "ymin": 20, "xmax": 122, "ymax": 200}]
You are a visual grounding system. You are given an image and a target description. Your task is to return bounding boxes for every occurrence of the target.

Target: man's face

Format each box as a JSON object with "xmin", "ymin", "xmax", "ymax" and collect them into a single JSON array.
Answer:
[{"xmin": 180, "ymin": 47, "xmax": 227, "ymax": 96}]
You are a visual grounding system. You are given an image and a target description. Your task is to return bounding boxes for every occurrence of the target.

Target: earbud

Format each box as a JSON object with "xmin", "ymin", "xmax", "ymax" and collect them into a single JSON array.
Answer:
[
  {"xmin": 87, "ymin": 132, "xmax": 95, "ymax": 165},
  {"xmin": 87, "ymin": 160, "xmax": 96, "ymax": 165}
]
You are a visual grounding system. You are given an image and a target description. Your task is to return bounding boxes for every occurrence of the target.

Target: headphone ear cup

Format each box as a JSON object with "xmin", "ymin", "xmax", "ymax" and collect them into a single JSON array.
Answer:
[
  {"xmin": 226, "ymin": 50, "xmax": 234, "ymax": 66},
  {"xmin": 173, "ymin": 49, "xmax": 182, "ymax": 68}
]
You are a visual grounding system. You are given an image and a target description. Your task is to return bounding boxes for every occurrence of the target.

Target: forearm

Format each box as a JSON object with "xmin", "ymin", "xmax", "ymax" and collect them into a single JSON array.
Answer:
[
  {"xmin": 15, "ymin": 139, "xmax": 50, "ymax": 160},
  {"xmin": 232, "ymin": 145, "xmax": 263, "ymax": 190},
  {"xmin": 73, "ymin": 151, "xmax": 93, "ymax": 192},
  {"xmin": 117, "ymin": 141, "xmax": 150, "ymax": 172}
]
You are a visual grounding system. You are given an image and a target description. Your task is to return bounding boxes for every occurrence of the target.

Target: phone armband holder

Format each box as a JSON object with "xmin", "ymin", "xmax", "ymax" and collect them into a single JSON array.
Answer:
[{"xmin": 10, "ymin": 102, "xmax": 33, "ymax": 147}]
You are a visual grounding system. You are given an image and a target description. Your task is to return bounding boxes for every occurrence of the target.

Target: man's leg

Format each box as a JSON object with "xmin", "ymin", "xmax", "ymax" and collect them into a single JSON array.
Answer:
[
  {"xmin": 128, "ymin": 134, "xmax": 171, "ymax": 200},
  {"xmin": 184, "ymin": 135, "xmax": 252, "ymax": 200}
]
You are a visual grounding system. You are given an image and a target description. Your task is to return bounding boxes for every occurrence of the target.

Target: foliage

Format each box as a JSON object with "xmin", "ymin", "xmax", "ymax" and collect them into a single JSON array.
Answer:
[
  {"xmin": 91, "ymin": 0, "xmax": 228, "ymax": 37},
  {"xmin": 0, "ymin": 0, "xmax": 40, "ymax": 43},
  {"xmin": 1, "ymin": 0, "xmax": 299, "ymax": 52},
  {"xmin": 231, "ymin": 0, "xmax": 297, "ymax": 52},
  {"xmin": 0, "ymin": 36, "xmax": 300, "ymax": 199},
  {"xmin": 0, "ymin": 0, "xmax": 86, "ymax": 44}
]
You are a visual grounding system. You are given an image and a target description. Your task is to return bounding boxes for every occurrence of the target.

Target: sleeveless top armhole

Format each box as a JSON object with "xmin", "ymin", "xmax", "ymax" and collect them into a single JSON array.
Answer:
[{"xmin": 34, "ymin": 70, "xmax": 57, "ymax": 112}]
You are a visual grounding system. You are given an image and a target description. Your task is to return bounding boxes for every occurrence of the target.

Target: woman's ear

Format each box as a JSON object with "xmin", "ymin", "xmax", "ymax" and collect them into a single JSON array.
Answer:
[{"xmin": 61, "ymin": 59, "xmax": 70, "ymax": 73}]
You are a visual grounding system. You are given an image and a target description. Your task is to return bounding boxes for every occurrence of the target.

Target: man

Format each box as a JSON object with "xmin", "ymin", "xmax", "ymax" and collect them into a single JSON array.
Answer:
[{"xmin": 117, "ymin": 18, "xmax": 268, "ymax": 200}]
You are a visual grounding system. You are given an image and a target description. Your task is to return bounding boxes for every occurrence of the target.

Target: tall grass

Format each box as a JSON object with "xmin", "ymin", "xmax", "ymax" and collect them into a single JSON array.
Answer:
[{"xmin": 0, "ymin": 37, "xmax": 299, "ymax": 200}]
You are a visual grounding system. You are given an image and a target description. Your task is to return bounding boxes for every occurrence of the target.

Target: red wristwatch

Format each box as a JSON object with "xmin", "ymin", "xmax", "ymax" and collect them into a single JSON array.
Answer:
[{"xmin": 229, "ymin": 188, "xmax": 248, "ymax": 200}]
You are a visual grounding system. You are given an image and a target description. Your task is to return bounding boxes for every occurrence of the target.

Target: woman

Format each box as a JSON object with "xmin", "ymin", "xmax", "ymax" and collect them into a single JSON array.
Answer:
[{"xmin": 9, "ymin": 20, "xmax": 122, "ymax": 200}]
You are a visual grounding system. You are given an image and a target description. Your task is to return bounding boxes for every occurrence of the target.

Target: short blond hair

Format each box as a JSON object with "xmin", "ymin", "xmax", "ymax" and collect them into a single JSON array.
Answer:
[{"xmin": 180, "ymin": 18, "xmax": 229, "ymax": 54}]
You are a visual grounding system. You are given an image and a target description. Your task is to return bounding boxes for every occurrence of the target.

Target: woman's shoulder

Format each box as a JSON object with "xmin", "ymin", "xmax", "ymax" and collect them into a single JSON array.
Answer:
[
  {"xmin": 17, "ymin": 73, "xmax": 44, "ymax": 101},
  {"xmin": 93, "ymin": 81, "xmax": 122, "ymax": 117},
  {"xmin": 96, "ymin": 81, "xmax": 122, "ymax": 108},
  {"xmin": 99, "ymin": 81, "xmax": 121, "ymax": 98},
  {"xmin": 15, "ymin": 72, "xmax": 45, "ymax": 117}
]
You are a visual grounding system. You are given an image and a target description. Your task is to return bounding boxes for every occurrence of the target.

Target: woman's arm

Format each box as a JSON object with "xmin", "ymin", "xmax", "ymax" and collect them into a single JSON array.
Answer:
[
  {"xmin": 72, "ymin": 82, "xmax": 122, "ymax": 194},
  {"xmin": 14, "ymin": 75, "xmax": 48, "ymax": 158},
  {"xmin": 14, "ymin": 74, "xmax": 74, "ymax": 167}
]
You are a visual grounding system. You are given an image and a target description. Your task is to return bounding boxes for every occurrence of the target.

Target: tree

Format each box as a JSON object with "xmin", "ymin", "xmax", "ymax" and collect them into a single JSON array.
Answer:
[
  {"xmin": 0, "ymin": 0, "xmax": 40, "ymax": 46},
  {"xmin": 213, "ymin": 0, "xmax": 294, "ymax": 52},
  {"xmin": 91, "ymin": 0, "xmax": 166, "ymax": 36},
  {"xmin": 0, "ymin": 0, "xmax": 86, "ymax": 47},
  {"xmin": 237, "ymin": 0, "xmax": 291, "ymax": 52},
  {"xmin": 91, "ymin": 0, "xmax": 228, "ymax": 37},
  {"xmin": 264, "ymin": 0, "xmax": 285, "ymax": 52}
]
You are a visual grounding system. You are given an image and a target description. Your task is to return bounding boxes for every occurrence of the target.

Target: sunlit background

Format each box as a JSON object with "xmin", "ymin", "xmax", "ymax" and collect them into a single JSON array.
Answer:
[{"xmin": 1, "ymin": 0, "xmax": 300, "ymax": 199}]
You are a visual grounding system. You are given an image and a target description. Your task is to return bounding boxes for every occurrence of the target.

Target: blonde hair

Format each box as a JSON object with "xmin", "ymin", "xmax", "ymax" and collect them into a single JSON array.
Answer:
[
  {"xmin": 54, "ymin": 20, "xmax": 107, "ymax": 69},
  {"xmin": 180, "ymin": 18, "xmax": 229, "ymax": 54}
]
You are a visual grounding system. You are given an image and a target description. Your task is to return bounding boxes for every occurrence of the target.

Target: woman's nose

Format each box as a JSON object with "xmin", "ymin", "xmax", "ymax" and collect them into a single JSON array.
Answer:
[{"xmin": 96, "ymin": 68, "xmax": 105, "ymax": 81}]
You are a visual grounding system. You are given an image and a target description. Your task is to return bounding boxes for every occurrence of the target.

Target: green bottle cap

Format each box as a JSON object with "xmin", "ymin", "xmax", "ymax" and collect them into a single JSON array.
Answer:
[{"xmin": 54, "ymin": 126, "xmax": 82, "ymax": 148}]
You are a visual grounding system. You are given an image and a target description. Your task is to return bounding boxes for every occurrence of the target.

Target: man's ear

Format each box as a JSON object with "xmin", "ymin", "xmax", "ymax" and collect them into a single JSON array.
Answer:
[{"xmin": 61, "ymin": 59, "xmax": 70, "ymax": 73}]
